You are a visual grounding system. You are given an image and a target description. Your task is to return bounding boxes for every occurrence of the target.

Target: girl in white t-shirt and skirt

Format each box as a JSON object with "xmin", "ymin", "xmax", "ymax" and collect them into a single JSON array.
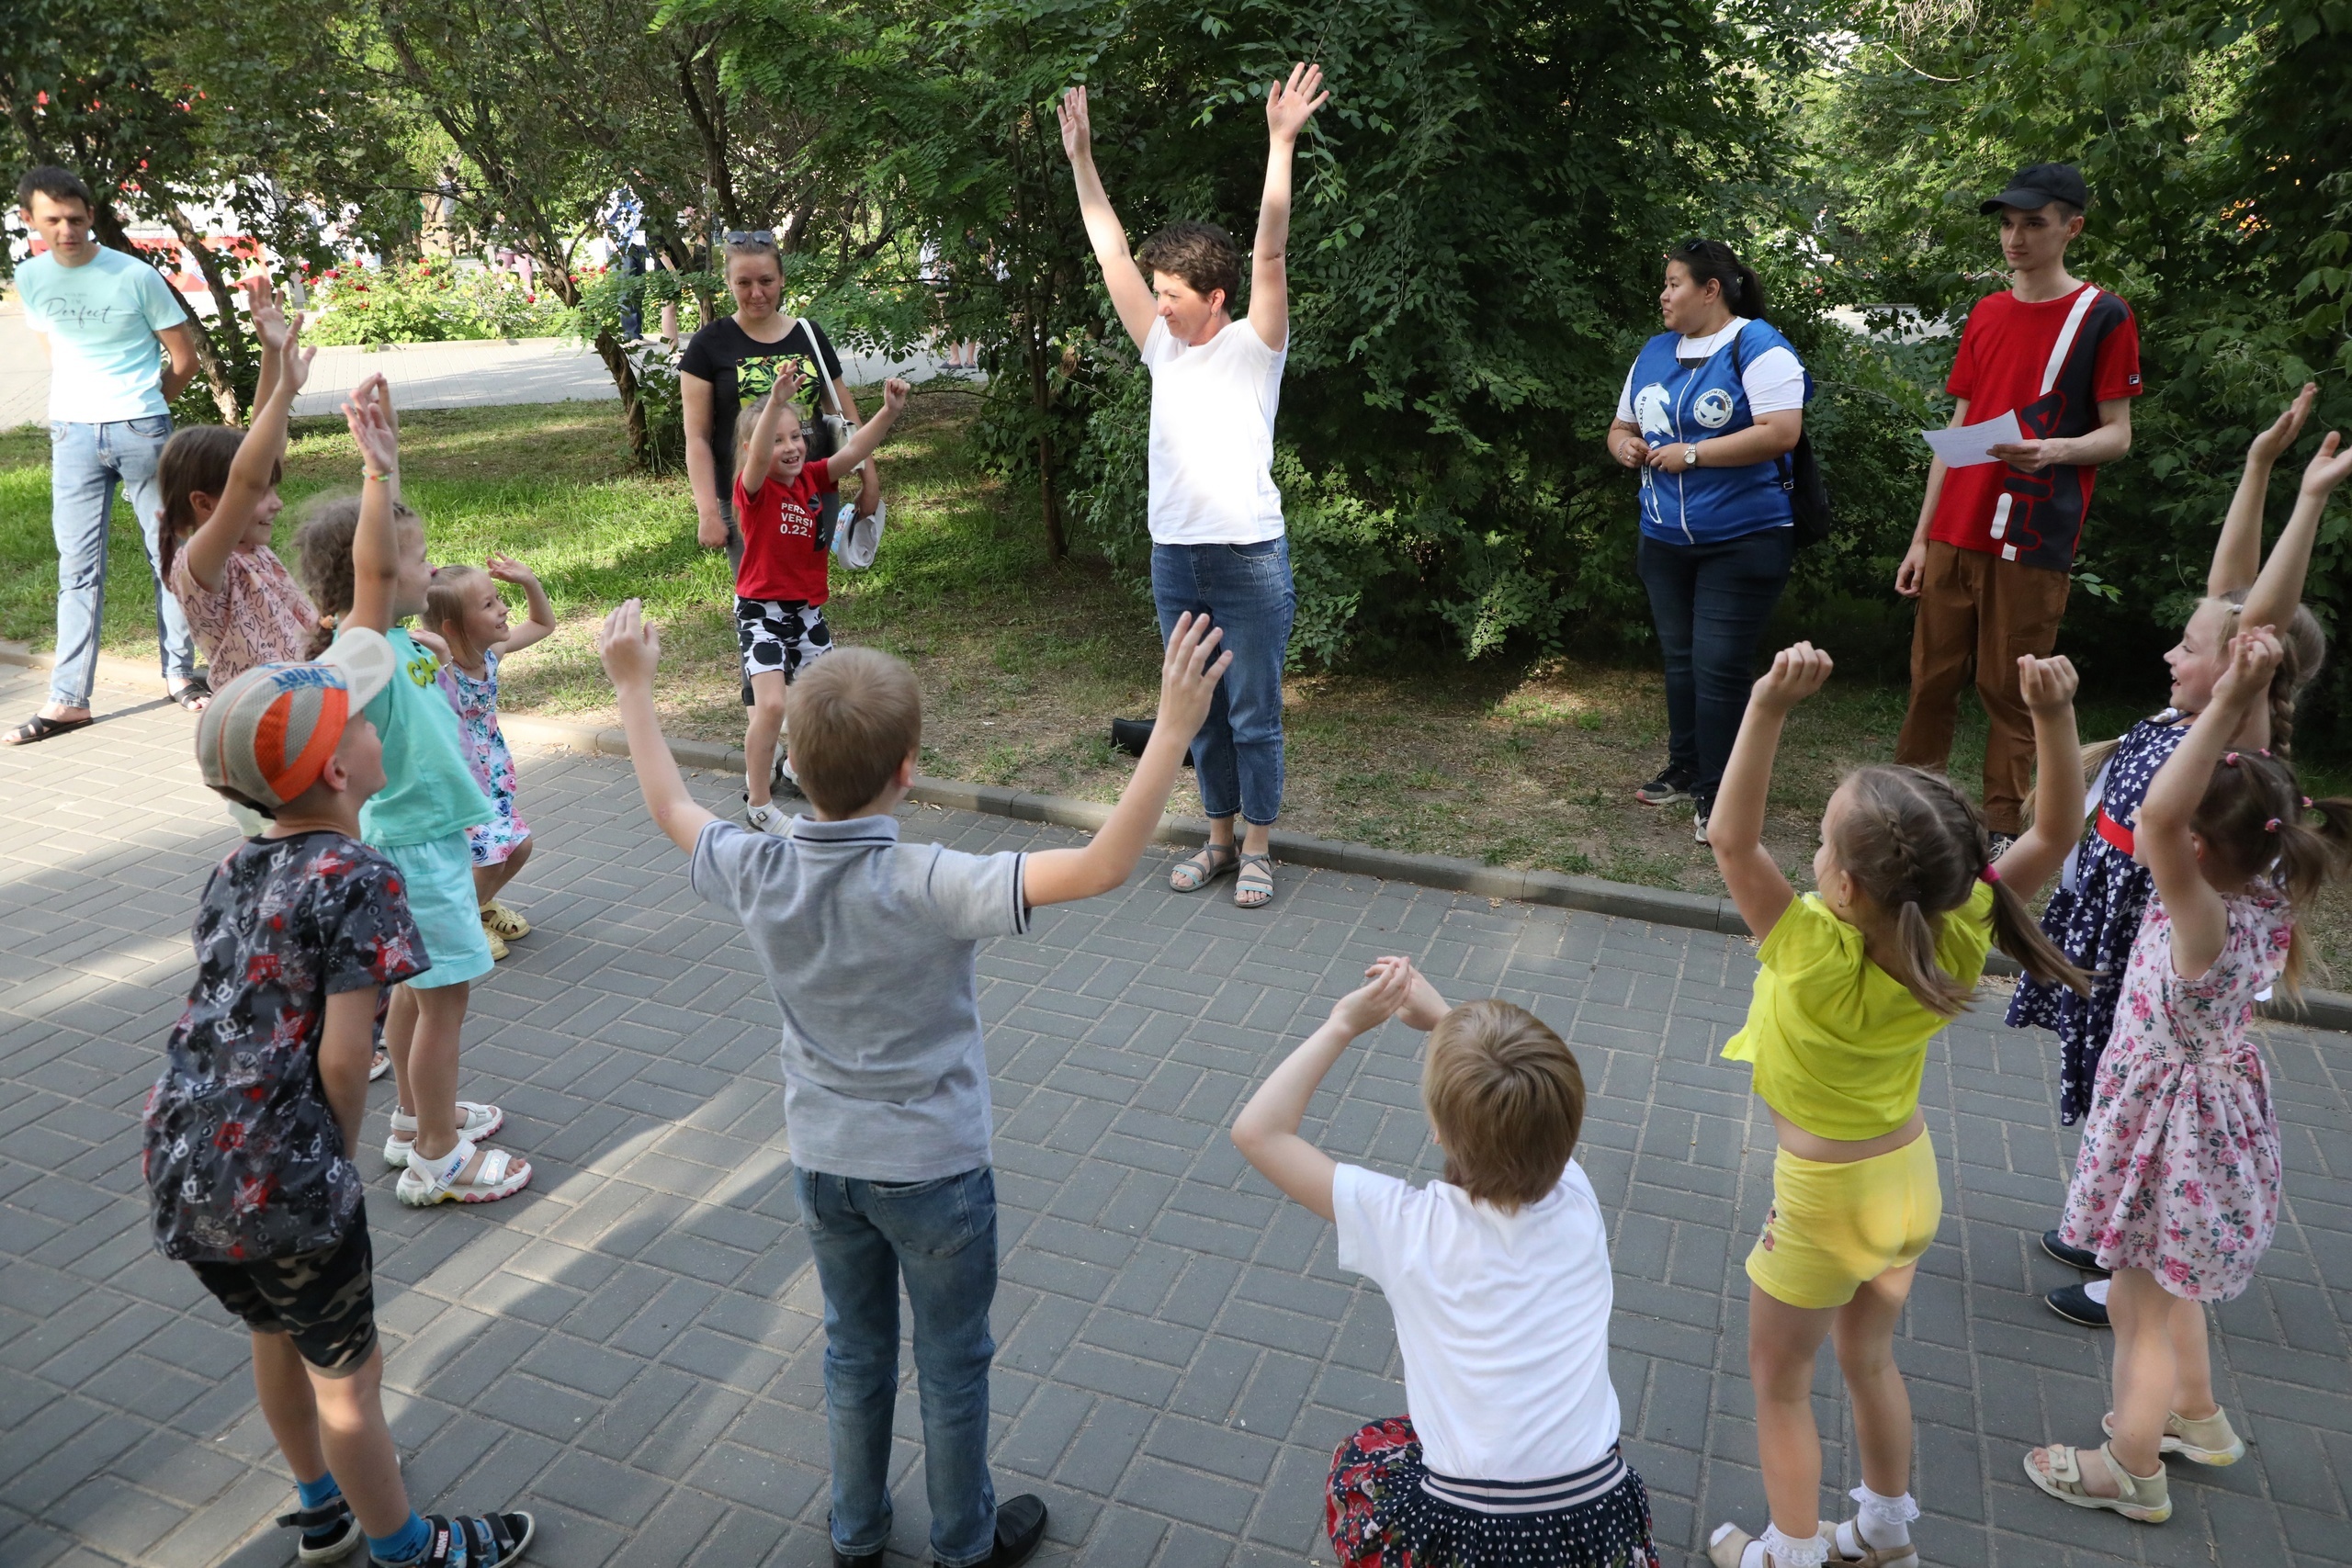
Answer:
[{"xmin": 1233, "ymin": 958, "xmax": 1660, "ymax": 1568}]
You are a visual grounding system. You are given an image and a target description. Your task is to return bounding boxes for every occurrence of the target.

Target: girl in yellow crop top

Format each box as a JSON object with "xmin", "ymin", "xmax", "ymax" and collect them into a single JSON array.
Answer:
[{"xmin": 1702, "ymin": 642, "xmax": 2091, "ymax": 1568}]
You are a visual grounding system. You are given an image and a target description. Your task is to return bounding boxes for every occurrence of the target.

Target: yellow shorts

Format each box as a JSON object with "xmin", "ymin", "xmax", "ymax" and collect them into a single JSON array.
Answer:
[{"xmin": 1746, "ymin": 1132, "xmax": 1942, "ymax": 1309}]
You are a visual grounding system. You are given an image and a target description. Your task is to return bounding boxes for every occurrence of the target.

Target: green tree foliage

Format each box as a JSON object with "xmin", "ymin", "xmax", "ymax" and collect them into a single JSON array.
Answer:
[{"xmin": 1811, "ymin": 0, "xmax": 2352, "ymax": 736}]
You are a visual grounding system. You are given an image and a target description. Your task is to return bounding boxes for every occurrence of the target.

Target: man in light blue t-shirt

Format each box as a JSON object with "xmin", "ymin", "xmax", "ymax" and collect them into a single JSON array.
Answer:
[{"xmin": 6, "ymin": 165, "xmax": 204, "ymax": 746}]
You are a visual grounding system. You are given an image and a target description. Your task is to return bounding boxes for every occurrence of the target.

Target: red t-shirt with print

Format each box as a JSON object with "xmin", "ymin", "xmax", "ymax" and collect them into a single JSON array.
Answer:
[
  {"xmin": 733, "ymin": 465, "xmax": 831, "ymax": 605},
  {"xmin": 1928, "ymin": 283, "xmax": 2143, "ymax": 571}
]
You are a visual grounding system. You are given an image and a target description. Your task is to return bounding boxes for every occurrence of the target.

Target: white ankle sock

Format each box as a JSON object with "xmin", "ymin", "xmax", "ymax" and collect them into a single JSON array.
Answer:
[
  {"xmin": 1849, "ymin": 1483, "xmax": 1917, "ymax": 1549},
  {"xmin": 1761, "ymin": 1525, "xmax": 1831, "ymax": 1568}
]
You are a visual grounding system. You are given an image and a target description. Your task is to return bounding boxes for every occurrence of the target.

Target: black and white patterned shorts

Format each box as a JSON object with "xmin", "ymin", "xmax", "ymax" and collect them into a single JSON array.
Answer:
[{"xmin": 734, "ymin": 597, "xmax": 833, "ymax": 690}]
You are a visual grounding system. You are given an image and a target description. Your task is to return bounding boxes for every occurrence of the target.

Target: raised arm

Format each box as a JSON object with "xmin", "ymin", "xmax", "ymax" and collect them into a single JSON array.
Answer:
[
  {"xmin": 1710, "ymin": 643, "xmax": 1835, "ymax": 937},
  {"xmin": 342, "ymin": 378, "xmax": 401, "ymax": 634},
  {"xmin": 2238, "ymin": 430, "xmax": 2351, "ymax": 640},
  {"xmin": 823, "ymin": 378, "xmax": 910, "ymax": 483},
  {"xmin": 1248, "ymin": 62, "xmax": 1327, "ymax": 353},
  {"xmin": 486, "ymin": 553, "xmax": 555, "ymax": 655},
  {"xmin": 2210, "ymin": 384, "xmax": 2316, "ymax": 597},
  {"xmin": 1231, "ymin": 959, "xmax": 1415, "ymax": 1222},
  {"xmin": 2136, "ymin": 628, "xmax": 2282, "ymax": 981},
  {"xmin": 598, "ymin": 599, "xmax": 719, "ymax": 854},
  {"xmin": 1057, "ymin": 85, "xmax": 1156, "ymax": 351},
  {"xmin": 1989, "ymin": 655, "xmax": 2086, "ymax": 895},
  {"xmin": 739, "ymin": 367, "xmax": 794, "ymax": 496},
  {"xmin": 1020, "ymin": 614, "xmax": 1231, "ymax": 907},
  {"xmin": 183, "ymin": 281, "xmax": 313, "ymax": 592}
]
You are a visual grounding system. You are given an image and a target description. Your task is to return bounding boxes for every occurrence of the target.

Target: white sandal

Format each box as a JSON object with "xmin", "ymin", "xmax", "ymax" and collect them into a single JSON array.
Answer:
[
  {"xmin": 383, "ymin": 1101, "xmax": 504, "ymax": 1167},
  {"xmin": 2022, "ymin": 1440, "xmax": 2170, "ymax": 1523},
  {"xmin": 397, "ymin": 1139, "xmax": 532, "ymax": 1206},
  {"xmin": 2101, "ymin": 1405, "xmax": 2245, "ymax": 1465}
]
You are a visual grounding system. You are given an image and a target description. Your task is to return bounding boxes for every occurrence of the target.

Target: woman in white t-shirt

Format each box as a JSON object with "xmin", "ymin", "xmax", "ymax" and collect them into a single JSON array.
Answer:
[
  {"xmin": 1059, "ymin": 67, "xmax": 1327, "ymax": 910},
  {"xmin": 1233, "ymin": 958, "xmax": 1660, "ymax": 1568}
]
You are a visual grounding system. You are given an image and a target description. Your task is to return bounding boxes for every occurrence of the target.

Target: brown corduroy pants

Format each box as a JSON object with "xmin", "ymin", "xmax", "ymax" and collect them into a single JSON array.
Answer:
[{"xmin": 1894, "ymin": 541, "xmax": 2072, "ymax": 834}]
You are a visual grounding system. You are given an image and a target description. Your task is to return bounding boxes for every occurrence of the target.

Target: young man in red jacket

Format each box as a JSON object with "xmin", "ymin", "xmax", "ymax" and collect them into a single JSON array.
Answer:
[{"xmin": 1894, "ymin": 163, "xmax": 2143, "ymax": 842}]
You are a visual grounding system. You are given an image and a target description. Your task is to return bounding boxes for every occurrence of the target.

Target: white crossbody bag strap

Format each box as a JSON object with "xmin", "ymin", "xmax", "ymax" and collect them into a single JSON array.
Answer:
[{"xmin": 798, "ymin": 319, "xmax": 850, "ymax": 422}]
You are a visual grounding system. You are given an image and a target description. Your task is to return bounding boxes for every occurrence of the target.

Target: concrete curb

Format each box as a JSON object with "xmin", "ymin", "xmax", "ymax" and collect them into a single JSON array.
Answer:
[{"xmin": 13, "ymin": 637, "xmax": 2352, "ymax": 1032}]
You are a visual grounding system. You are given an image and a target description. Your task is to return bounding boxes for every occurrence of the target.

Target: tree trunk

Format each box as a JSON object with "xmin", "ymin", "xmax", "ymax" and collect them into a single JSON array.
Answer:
[
  {"xmin": 591, "ymin": 327, "xmax": 655, "ymax": 470},
  {"xmin": 1025, "ymin": 321, "xmax": 1068, "ymax": 560},
  {"xmin": 161, "ymin": 205, "xmax": 254, "ymax": 423}
]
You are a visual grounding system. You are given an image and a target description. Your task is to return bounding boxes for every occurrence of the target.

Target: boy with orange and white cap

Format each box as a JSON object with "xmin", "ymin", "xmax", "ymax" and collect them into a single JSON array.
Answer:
[{"xmin": 143, "ymin": 642, "xmax": 536, "ymax": 1568}]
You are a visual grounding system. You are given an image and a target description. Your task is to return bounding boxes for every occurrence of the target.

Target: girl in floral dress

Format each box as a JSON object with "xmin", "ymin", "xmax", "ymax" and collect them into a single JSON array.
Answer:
[
  {"xmin": 424, "ymin": 553, "xmax": 554, "ymax": 960},
  {"xmin": 2011, "ymin": 398, "xmax": 2351, "ymax": 1316},
  {"xmin": 2025, "ymin": 628, "xmax": 2352, "ymax": 1526}
]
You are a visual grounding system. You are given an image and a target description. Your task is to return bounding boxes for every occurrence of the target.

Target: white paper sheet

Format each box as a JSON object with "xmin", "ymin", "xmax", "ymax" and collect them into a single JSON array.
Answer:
[{"xmin": 1920, "ymin": 409, "xmax": 2025, "ymax": 467}]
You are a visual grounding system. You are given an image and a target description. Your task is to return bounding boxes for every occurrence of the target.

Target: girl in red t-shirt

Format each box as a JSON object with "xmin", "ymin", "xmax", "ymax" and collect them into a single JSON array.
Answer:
[{"xmin": 732, "ymin": 365, "xmax": 910, "ymax": 832}]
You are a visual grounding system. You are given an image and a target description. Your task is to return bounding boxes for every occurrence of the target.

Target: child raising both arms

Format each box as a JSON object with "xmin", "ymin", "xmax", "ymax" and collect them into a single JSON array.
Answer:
[
  {"xmin": 733, "ymin": 366, "xmax": 911, "ymax": 833},
  {"xmin": 422, "ymin": 554, "xmax": 554, "ymax": 961},
  {"xmin": 1705, "ymin": 643, "xmax": 2091, "ymax": 1568},
  {"xmin": 1231, "ymin": 962, "xmax": 1661, "ymax": 1568},
  {"xmin": 299, "ymin": 377, "xmax": 527, "ymax": 1206},
  {"xmin": 2025, "ymin": 627, "xmax": 2352, "ymax": 1523}
]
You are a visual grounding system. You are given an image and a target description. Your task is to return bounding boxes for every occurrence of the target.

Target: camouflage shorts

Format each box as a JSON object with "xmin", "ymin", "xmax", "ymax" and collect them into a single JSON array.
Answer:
[{"xmin": 188, "ymin": 1205, "xmax": 377, "ymax": 1375}]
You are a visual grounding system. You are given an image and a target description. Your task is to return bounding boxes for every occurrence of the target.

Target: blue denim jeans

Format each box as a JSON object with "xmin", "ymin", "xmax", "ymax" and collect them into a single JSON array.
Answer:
[
  {"xmin": 1636, "ymin": 527, "xmax": 1794, "ymax": 804},
  {"xmin": 50, "ymin": 415, "xmax": 194, "ymax": 708},
  {"xmin": 1151, "ymin": 538, "xmax": 1295, "ymax": 825},
  {"xmin": 795, "ymin": 1165, "xmax": 999, "ymax": 1567}
]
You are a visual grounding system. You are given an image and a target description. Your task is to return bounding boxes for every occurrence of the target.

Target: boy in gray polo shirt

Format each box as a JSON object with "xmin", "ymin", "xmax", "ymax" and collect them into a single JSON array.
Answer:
[{"xmin": 598, "ymin": 600, "xmax": 1229, "ymax": 1568}]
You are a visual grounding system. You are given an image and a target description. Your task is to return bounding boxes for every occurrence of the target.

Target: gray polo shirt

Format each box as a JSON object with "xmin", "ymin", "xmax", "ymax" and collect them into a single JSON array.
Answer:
[{"xmin": 691, "ymin": 815, "xmax": 1029, "ymax": 1181}]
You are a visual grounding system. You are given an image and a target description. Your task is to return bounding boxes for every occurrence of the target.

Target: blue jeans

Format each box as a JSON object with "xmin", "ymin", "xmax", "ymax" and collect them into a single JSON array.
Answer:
[
  {"xmin": 1151, "ymin": 538, "xmax": 1295, "ymax": 825},
  {"xmin": 795, "ymin": 1165, "xmax": 999, "ymax": 1567},
  {"xmin": 50, "ymin": 416, "xmax": 194, "ymax": 708},
  {"xmin": 1636, "ymin": 527, "xmax": 1794, "ymax": 804}
]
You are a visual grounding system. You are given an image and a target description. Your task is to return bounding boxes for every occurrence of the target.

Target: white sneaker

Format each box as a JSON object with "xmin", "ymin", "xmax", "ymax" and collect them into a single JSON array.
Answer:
[
  {"xmin": 747, "ymin": 801, "xmax": 791, "ymax": 834},
  {"xmin": 775, "ymin": 754, "xmax": 803, "ymax": 798},
  {"xmin": 1693, "ymin": 803, "xmax": 1712, "ymax": 845}
]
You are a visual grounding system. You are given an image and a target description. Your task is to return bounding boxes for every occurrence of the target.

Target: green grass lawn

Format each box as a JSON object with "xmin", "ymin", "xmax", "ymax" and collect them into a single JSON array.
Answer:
[{"xmin": 11, "ymin": 396, "xmax": 2351, "ymax": 980}]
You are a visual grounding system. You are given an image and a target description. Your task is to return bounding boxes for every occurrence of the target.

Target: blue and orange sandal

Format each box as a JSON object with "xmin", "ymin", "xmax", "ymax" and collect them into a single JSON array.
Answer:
[{"xmin": 276, "ymin": 1497, "xmax": 361, "ymax": 1563}]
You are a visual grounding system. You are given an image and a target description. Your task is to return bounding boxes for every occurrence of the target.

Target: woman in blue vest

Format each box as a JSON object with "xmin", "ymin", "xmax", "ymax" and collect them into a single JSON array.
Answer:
[{"xmin": 1607, "ymin": 237, "xmax": 1811, "ymax": 842}]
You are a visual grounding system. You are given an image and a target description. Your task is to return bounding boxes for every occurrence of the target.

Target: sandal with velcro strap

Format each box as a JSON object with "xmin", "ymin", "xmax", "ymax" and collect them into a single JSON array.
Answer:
[
  {"xmin": 277, "ymin": 1497, "xmax": 361, "ymax": 1563},
  {"xmin": 390, "ymin": 1512, "xmax": 535, "ymax": 1567},
  {"xmin": 2021, "ymin": 1440, "xmax": 2170, "ymax": 1523},
  {"xmin": 2102, "ymin": 1404, "xmax": 2245, "ymax": 1465},
  {"xmin": 383, "ymin": 1102, "xmax": 505, "ymax": 1168},
  {"xmin": 397, "ymin": 1139, "xmax": 532, "ymax": 1207}
]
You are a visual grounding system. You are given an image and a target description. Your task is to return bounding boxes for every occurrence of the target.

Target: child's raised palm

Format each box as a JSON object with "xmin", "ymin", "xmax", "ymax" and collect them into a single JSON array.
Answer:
[
  {"xmin": 1329, "ymin": 958, "xmax": 1410, "ymax": 1035},
  {"xmin": 342, "ymin": 393, "xmax": 398, "ymax": 475},
  {"xmin": 2213, "ymin": 626, "xmax": 2283, "ymax": 712},
  {"xmin": 2017, "ymin": 652, "xmax": 2079, "ymax": 715},
  {"xmin": 882, "ymin": 377, "xmax": 910, "ymax": 413},
  {"xmin": 486, "ymin": 552, "xmax": 537, "ymax": 588},
  {"xmin": 2301, "ymin": 431, "xmax": 2352, "ymax": 498},
  {"xmin": 1265, "ymin": 62, "xmax": 1328, "ymax": 141},
  {"xmin": 1751, "ymin": 641, "xmax": 1833, "ymax": 710},
  {"xmin": 2250, "ymin": 383, "xmax": 2317, "ymax": 466},
  {"xmin": 1057, "ymin": 85, "xmax": 1094, "ymax": 164}
]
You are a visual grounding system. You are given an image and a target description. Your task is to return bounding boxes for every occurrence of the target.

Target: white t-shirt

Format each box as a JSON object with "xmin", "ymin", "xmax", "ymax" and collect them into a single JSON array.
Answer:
[
  {"xmin": 18, "ymin": 248, "xmax": 188, "ymax": 423},
  {"xmin": 1141, "ymin": 317, "xmax": 1286, "ymax": 546},
  {"xmin": 1332, "ymin": 1159, "xmax": 1623, "ymax": 1482},
  {"xmin": 1615, "ymin": 316, "xmax": 1804, "ymax": 423}
]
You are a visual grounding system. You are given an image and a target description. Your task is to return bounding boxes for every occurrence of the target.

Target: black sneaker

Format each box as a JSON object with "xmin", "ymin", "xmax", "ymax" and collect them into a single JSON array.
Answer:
[
  {"xmin": 937, "ymin": 1495, "xmax": 1047, "ymax": 1568},
  {"xmin": 2047, "ymin": 1280, "xmax": 2111, "ymax": 1328},
  {"xmin": 1634, "ymin": 764, "xmax": 1695, "ymax": 806},
  {"xmin": 276, "ymin": 1498, "xmax": 361, "ymax": 1563},
  {"xmin": 2041, "ymin": 1228, "xmax": 2108, "ymax": 1273}
]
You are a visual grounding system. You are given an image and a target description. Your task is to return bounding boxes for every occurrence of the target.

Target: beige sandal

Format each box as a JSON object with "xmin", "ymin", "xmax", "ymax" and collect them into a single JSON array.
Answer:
[
  {"xmin": 2022, "ymin": 1440, "xmax": 2170, "ymax": 1523},
  {"xmin": 1169, "ymin": 842, "xmax": 1238, "ymax": 893},
  {"xmin": 2101, "ymin": 1405, "xmax": 2245, "ymax": 1465},
  {"xmin": 1708, "ymin": 1524, "xmax": 1835, "ymax": 1568}
]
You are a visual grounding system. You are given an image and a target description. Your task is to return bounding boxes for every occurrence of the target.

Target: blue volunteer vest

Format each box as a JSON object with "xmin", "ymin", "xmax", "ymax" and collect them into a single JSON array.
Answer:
[{"xmin": 1627, "ymin": 319, "xmax": 1811, "ymax": 544}]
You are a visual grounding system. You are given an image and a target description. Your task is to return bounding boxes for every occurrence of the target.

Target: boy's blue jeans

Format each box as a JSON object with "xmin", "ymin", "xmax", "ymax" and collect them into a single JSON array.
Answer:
[
  {"xmin": 1151, "ymin": 537, "xmax": 1296, "ymax": 825},
  {"xmin": 795, "ymin": 1165, "xmax": 999, "ymax": 1567},
  {"xmin": 49, "ymin": 415, "xmax": 196, "ymax": 709}
]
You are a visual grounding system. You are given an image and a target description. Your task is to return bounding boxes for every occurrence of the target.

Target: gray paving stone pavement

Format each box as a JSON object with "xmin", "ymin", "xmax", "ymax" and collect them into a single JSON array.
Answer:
[{"xmin": 6, "ymin": 659, "xmax": 2352, "ymax": 1568}]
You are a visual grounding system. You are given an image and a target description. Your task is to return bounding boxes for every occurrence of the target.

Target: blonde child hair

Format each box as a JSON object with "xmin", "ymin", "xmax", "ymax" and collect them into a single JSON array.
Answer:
[
  {"xmin": 1421, "ymin": 1000, "xmax": 1585, "ymax": 1212},
  {"xmin": 423, "ymin": 564, "xmax": 495, "ymax": 668},
  {"xmin": 784, "ymin": 647, "xmax": 922, "ymax": 816}
]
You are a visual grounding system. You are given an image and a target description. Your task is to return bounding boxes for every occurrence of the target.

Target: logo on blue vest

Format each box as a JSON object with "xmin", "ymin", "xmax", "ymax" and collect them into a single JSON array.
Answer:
[
  {"xmin": 1634, "ymin": 384, "xmax": 1674, "ymax": 440},
  {"xmin": 1693, "ymin": 389, "xmax": 1736, "ymax": 429}
]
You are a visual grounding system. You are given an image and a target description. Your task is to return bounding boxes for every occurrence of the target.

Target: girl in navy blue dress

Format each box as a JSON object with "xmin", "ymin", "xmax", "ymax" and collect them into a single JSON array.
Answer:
[{"xmin": 2013, "ymin": 389, "xmax": 2350, "ymax": 1305}]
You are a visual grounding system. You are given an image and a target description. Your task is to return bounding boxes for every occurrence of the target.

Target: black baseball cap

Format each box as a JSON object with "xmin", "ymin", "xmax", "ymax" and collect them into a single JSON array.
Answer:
[{"xmin": 1980, "ymin": 163, "xmax": 2089, "ymax": 215}]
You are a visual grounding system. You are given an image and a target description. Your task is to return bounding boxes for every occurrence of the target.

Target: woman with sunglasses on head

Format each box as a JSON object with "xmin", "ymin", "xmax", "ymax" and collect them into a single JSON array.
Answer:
[
  {"xmin": 1606, "ymin": 237, "xmax": 1812, "ymax": 846},
  {"xmin": 681, "ymin": 230, "xmax": 880, "ymax": 572}
]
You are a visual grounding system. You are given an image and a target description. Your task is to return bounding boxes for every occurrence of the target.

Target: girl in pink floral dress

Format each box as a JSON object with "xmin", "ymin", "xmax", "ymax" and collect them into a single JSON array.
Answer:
[{"xmin": 2027, "ymin": 626, "xmax": 2352, "ymax": 1528}]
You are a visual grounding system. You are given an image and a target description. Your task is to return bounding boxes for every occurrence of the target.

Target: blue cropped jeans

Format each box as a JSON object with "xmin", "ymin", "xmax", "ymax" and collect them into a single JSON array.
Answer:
[
  {"xmin": 1151, "ymin": 537, "xmax": 1295, "ymax": 825},
  {"xmin": 795, "ymin": 1165, "xmax": 1000, "ymax": 1567},
  {"xmin": 49, "ymin": 415, "xmax": 195, "ymax": 709}
]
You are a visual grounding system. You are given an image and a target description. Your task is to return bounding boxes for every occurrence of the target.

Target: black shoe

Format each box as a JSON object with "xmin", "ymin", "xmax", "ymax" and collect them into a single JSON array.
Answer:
[
  {"xmin": 2047, "ymin": 1280, "xmax": 2111, "ymax": 1327},
  {"xmin": 832, "ymin": 1547, "xmax": 883, "ymax": 1568},
  {"xmin": 1111, "ymin": 716, "xmax": 1193, "ymax": 767},
  {"xmin": 938, "ymin": 1495, "xmax": 1047, "ymax": 1568},
  {"xmin": 276, "ymin": 1497, "xmax": 361, "ymax": 1563},
  {"xmin": 2041, "ymin": 1228, "xmax": 2108, "ymax": 1273},
  {"xmin": 1634, "ymin": 764, "xmax": 1695, "ymax": 806}
]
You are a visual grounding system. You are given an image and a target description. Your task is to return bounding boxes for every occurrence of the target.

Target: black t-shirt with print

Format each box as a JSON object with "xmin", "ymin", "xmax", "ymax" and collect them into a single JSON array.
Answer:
[
  {"xmin": 680, "ymin": 315, "xmax": 846, "ymax": 503},
  {"xmin": 142, "ymin": 831, "xmax": 427, "ymax": 1263}
]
